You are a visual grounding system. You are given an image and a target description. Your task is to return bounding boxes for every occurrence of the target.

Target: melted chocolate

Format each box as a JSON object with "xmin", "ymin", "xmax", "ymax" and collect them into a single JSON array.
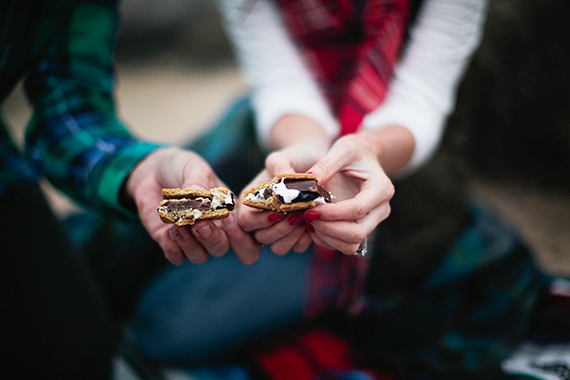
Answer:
[
  {"xmin": 263, "ymin": 186, "xmax": 273, "ymax": 199},
  {"xmin": 282, "ymin": 179, "xmax": 331, "ymax": 203},
  {"xmin": 165, "ymin": 198, "xmax": 211, "ymax": 212}
]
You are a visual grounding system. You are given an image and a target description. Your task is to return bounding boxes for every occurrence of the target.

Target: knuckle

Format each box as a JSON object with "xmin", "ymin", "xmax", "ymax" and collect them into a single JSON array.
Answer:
[
  {"xmin": 311, "ymin": 160, "xmax": 331, "ymax": 176},
  {"xmin": 238, "ymin": 221, "xmax": 255, "ymax": 233},
  {"xmin": 340, "ymin": 245, "xmax": 356, "ymax": 255},
  {"xmin": 265, "ymin": 152, "xmax": 282, "ymax": 170},
  {"xmin": 253, "ymin": 232, "xmax": 269, "ymax": 246},
  {"xmin": 382, "ymin": 203, "xmax": 392, "ymax": 221},
  {"xmin": 352, "ymin": 231, "xmax": 367, "ymax": 244},
  {"xmin": 352, "ymin": 203, "xmax": 368, "ymax": 219},
  {"xmin": 384, "ymin": 181, "xmax": 395, "ymax": 200}
]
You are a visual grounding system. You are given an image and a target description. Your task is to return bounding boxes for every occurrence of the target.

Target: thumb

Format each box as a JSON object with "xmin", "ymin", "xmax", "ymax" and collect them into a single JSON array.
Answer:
[
  {"xmin": 179, "ymin": 156, "xmax": 221, "ymax": 191},
  {"xmin": 265, "ymin": 151, "xmax": 296, "ymax": 176},
  {"xmin": 180, "ymin": 172, "xmax": 212, "ymax": 191},
  {"xmin": 307, "ymin": 146, "xmax": 351, "ymax": 185},
  {"xmin": 270, "ymin": 162, "xmax": 295, "ymax": 176}
]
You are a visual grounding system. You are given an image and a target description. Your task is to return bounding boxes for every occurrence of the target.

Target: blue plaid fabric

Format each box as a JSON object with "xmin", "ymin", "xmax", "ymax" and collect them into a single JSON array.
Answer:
[
  {"xmin": 0, "ymin": 0, "xmax": 161, "ymax": 214},
  {"xmin": 344, "ymin": 204, "xmax": 549, "ymax": 380}
]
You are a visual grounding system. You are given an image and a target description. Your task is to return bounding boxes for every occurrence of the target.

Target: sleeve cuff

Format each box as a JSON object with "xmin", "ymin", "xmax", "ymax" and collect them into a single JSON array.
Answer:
[
  {"xmin": 95, "ymin": 141, "xmax": 163, "ymax": 215},
  {"xmin": 362, "ymin": 90, "xmax": 445, "ymax": 177}
]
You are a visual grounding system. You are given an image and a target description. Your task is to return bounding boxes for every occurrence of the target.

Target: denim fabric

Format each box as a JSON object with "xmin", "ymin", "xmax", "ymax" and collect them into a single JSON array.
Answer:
[{"xmin": 130, "ymin": 248, "xmax": 312, "ymax": 364}]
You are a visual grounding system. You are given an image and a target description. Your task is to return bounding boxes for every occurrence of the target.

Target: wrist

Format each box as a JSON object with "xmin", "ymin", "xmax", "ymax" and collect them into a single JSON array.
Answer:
[
  {"xmin": 124, "ymin": 147, "xmax": 177, "ymax": 204},
  {"xmin": 357, "ymin": 125, "xmax": 415, "ymax": 175},
  {"xmin": 270, "ymin": 114, "xmax": 332, "ymax": 152}
]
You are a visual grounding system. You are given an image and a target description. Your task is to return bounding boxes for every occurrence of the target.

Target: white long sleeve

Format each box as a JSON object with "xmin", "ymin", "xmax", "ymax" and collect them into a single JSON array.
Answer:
[
  {"xmin": 217, "ymin": 0, "xmax": 339, "ymax": 150},
  {"xmin": 362, "ymin": 0, "xmax": 488, "ymax": 173},
  {"xmin": 217, "ymin": 0, "xmax": 488, "ymax": 174}
]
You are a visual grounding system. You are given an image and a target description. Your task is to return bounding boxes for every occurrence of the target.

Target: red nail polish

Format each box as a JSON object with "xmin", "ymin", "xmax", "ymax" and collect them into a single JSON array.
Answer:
[
  {"xmin": 268, "ymin": 213, "xmax": 285, "ymax": 223},
  {"xmin": 306, "ymin": 223, "xmax": 315, "ymax": 233},
  {"xmin": 288, "ymin": 213, "xmax": 301, "ymax": 226},
  {"xmin": 303, "ymin": 211, "xmax": 321, "ymax": 220}
]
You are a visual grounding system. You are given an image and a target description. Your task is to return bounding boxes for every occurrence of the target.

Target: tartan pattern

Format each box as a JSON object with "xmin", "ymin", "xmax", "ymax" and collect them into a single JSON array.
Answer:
[
  {"xmin": 353, "ymin": 204, "xmax": 549, "ymax": 379},
  {"xmin": 302, "ymin": 247, "xmax": 367, "ymax": 318},
  {"xmin": 275, "ymin": 0, "xmax": 410, "ymax": 135},
  {"xmin": 272, "ymin": 0, "xmax": 410, "ymax": 318},
  {"xmin": 0, "ymin": 124, "xmax": 39, "ymax": 194},
  {"xmin": 0, "ymin": 0, "xmax": 161, "ymax": 213},
  {"xmin": 187, "ymin": 98, "xmax": 548, "ymax": 379}
]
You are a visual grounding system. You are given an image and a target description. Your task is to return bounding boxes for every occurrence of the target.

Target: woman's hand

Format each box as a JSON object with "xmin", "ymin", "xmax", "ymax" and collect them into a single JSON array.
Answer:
[
  {"xmin": 304, "ymin": 133, "xmax": 396, "ymax": 255},
  {"xmin": 238, "ymin": 135, "xmax": 329, "ymax": 255},
  {"xmin": 237, "ymin": 168, "xmax": 314, "ymax": 255},
  {"xmin": 237, "ymin": 113, "xmax": 332, "ymax": 255},
  {"xmin": 265, "ymin": 113, "xmax": 332, "ymax": 174},
  {"xmin": 125, "ymin": 147, "xmax": 261, "ymax": 265}
]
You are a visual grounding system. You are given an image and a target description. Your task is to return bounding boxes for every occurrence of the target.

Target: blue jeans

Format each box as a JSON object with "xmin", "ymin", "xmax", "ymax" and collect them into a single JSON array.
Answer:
[{"xmin": 130, "ymin": 247, "xmax": 312, "ymax": 363}]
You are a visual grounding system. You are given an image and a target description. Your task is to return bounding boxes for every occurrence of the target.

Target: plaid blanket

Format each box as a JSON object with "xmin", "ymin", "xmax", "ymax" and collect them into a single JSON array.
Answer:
[{"xmin": 121, "ymin": 279, "xmax": 569, "ymax": 380}]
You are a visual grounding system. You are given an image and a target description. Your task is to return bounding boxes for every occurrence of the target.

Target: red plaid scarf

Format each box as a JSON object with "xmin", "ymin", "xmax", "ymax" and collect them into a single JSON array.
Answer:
[
  {"xmin": 235, "ymin": 4, "xmax": 410, "ymax": 377},
  {"xmin": 274, "ymin": 0, "xmax": 409, "ymax": 317},
  {"xmin": 275, "ymin": 0, "xmax": 410, "ymax": 135}
]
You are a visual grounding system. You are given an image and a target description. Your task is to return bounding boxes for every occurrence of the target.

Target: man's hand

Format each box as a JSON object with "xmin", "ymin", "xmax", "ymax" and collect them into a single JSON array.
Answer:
[{"xmin": 125, "ymin": 147, "xmax": 261, "ymax": 265}]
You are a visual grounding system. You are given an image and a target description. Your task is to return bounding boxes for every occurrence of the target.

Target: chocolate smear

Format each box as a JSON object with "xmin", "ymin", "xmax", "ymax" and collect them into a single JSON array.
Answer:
[
  {"xmin": 284, "ymin": 179, "xmax": 331, "ymax": 203},
  {"xmin": 165, "ymin": 198, "xmax": 212, "ymax": 212}
]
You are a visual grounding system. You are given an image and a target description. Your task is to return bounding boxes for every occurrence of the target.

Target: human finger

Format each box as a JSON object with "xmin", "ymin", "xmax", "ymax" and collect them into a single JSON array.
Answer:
[
  {"xmin": 237, "ymin": 170, "xmax": 277, "ymax": 232},
  {"xmin": 160, "ymin": 150, "xmax": 220, "ymax": 190},
  {"xmin": 309, "ymin": 231, "xmax": 336, "ymax": 251},
  {"xmin": 190, "ymin": 220, "xmax": 230, "ymax": 258},
  {"xmin": 221, "ymin": 212, "xmax": 262, "ymax": 265},
  {"xmin": 311, "ymin": 227, "xmax": 362, "ymax": 255},
  {"xmin": 306, "ymin": 136, "xmax": 363, "ymax": 185},
  {"xmin": 265, "ymin": 150, "xmax": 295, "ymax": 176},
  {"xmin": 268, "ymin": 223, "xmax": 307, "ymax": 255},
  {"xmin": 170, "ymin": 225, "xmax": 209, "ymax": 264},
  {"xmin": 291, "ymin": 230, "xmax": 313, "ymax": 253},
  {"xmin": 237, "ymin": 206, "xmax": 278, "ymax": 232},
  {"xmin": 159, "ymin": 227, "xmax": 186, "ymax": 265},
  {"xmin": 314, "ymin": 173, "xmax": 393, "ymax": 222},
  {"xmin": 253, "ymin": 212, "xmax": 302, "ymax": 246},
  {"xmin": 310, "ymin": 201, "xmax": 389, "ymax": 244}
]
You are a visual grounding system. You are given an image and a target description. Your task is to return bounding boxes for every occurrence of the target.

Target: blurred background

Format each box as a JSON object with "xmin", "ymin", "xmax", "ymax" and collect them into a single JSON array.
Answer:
[{"xmin": 2, "ymin": 0, "xmax": 570, "ymax": 278}]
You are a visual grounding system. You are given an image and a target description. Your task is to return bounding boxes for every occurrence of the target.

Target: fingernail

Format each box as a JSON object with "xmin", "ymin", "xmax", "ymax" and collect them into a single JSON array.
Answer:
[
  {"xmin": 307, "ymin": 171, "xmax": 314, "ymax": 175},
  {"xmin": 189, "ymin": 256, "xmax": 207, "ymax": 265},
  {"xmin": 306, "ymin": 223, "xmax": 315, "ymax": 233},
  {"xmin": 178, "ymin": 227, "xmax": 191, "ymax": 239},
  {"xmin": 168, "ymin": 228, "xmax": 177, "ymax": 241},
  {"xmin": 268, "ymin": 213, "xmax": 285, "ymax": 223},
  {"xmin": 222, "ymin": 213, "xmax": 237, "ymax": 228},
  {"xmin": 303, "ymin": 211, "xmax": 321, "ymax": 220},
  {"xmin": 185, "ymin": 184, "xmax": 207, "ymax": 191},
  {"xmin": 288, "ymin": 213, "xmax": 302, "ymax": 226},
  {"xmin": 195, "ymin": 224, "xmax": 212, "ymax": 237}
]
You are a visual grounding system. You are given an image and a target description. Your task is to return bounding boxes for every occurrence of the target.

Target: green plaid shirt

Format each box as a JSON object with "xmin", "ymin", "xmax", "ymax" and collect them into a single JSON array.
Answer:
[{"xmin": 0, "ymin": 0, "xmax": 161, "ymax": 215}]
